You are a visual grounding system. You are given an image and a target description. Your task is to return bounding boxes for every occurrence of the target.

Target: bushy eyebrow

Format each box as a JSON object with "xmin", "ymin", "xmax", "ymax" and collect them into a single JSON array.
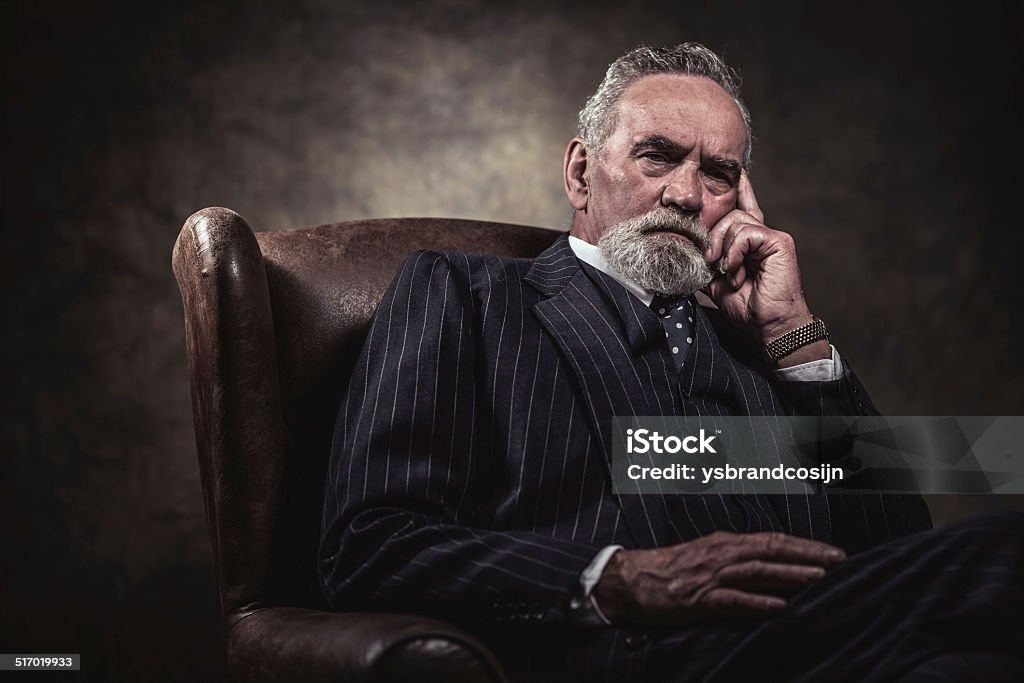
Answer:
[
  {"xmin": 628, "ymin": 135, "xmax": 685, "ymax": 157},
  {"xmin": 707, "ymin": 155, "xmax": 741, "ymax": 181},
  {"xmin": 629, "ymin": 136, "xmax": 742, "ymax": 181}
]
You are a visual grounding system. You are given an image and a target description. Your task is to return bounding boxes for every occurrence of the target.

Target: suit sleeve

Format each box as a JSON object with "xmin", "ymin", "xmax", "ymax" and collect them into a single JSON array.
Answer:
[
  {"xmin": 773, "ymin": 355, "xmax": 933, "ymax": 555},
  {"xmin": 319, "ymin": 250, "xmax": 601, "ymax": 627}
]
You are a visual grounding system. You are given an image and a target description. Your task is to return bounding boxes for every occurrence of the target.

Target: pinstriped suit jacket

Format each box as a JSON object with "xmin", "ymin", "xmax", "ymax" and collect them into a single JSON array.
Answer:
[{"xmin": 318, "ymin": 233, "xmax": 931, "ymax": 627}]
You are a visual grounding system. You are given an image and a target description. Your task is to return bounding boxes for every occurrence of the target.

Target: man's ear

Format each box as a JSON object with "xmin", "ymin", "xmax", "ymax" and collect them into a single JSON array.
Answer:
[{"xmin": 563, "ymin": 137, "xmax": 590, "ymax": 211}]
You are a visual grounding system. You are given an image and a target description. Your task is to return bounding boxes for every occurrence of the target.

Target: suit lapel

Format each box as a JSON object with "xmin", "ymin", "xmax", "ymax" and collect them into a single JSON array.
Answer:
[{"xmin": 527, "ymin": 236, "xmax": 673, "ymax": 546}]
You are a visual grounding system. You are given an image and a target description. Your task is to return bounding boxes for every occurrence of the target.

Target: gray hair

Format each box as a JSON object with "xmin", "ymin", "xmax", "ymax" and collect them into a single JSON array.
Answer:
[{"xmin": 577, "ymin": 43, "xmax": 753, "ymax": 169}]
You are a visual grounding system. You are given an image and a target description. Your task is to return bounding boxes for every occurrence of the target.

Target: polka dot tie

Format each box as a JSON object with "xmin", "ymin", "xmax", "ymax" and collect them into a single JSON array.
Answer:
[{"xmin": 650, "ymin": 294, "xmax": 695, "ymax": 370}]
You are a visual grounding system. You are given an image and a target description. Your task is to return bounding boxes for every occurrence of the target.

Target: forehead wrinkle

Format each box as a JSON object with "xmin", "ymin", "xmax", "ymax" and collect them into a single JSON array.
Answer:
[
  {"xmin": 613, "ymin": 75, "xmax": 747, "ymax": 155},
  {"xmin": 612, "ymin": 105, "xmax": 745, "ymax": 162}
]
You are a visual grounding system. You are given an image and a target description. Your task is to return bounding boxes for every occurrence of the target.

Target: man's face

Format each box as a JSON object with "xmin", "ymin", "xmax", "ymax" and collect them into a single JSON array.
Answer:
[{"xmin": 575, "ymin": 73, "xmax": 748, "ymax": 247}]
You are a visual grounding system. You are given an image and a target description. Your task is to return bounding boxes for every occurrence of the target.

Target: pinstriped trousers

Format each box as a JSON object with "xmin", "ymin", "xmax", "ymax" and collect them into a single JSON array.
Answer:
[{"xmin": 495, "ymin": 511, "xmax": 1023, "ymax": 682}]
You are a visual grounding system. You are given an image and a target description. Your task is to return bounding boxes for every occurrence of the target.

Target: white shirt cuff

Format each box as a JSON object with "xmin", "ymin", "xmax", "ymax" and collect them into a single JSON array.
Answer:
[
  {"xmin": 774, "ymin": 344, "xmax": 845, "ymax": 382},
  {"xmin": 568, "ymin": 544, "xmax": 623, "ymax": 626}
]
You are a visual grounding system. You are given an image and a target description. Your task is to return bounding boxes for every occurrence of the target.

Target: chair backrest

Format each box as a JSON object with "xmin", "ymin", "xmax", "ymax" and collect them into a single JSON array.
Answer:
[{"xmin": 173, "ymin": 207, "xmax": 559, "ymax": 624}]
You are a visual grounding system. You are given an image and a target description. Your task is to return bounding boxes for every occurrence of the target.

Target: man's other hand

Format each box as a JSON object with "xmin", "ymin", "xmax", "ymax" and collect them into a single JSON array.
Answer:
[{"xmin": 592, "ymin": 531, "xmax": 846, "ymax": 626}]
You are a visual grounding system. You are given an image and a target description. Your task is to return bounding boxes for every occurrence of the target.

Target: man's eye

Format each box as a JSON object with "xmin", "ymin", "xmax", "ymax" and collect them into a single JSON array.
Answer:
[
  {"xmin": 702, "ymin": 170, "xmax": 732, "ymax": 184},
  {"xmin": 642, "ymin": 153, "xmax": 670, "ymax": 163}
]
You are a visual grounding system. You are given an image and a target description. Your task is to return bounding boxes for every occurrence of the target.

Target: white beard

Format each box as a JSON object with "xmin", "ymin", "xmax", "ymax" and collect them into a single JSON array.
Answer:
[{"xmin": 597, "ymin": 207, "xmax": 715, "ymax": 296}]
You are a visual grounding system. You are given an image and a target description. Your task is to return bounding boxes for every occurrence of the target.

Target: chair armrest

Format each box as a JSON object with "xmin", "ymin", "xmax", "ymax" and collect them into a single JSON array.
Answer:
[{"xmin": 227, "ymin": 607, "xmax": 506, "ymax": 683}]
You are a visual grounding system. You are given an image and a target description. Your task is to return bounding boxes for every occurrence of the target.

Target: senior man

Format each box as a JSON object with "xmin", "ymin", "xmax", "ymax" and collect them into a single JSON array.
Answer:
[{"xmin": 320, "ymin": 44, "xmax": 1023, "ymax": 681}]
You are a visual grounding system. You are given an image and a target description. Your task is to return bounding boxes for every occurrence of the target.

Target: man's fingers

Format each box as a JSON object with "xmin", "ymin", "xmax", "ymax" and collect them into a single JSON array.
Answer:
[
  {"xmin": 704, "ymin": 209, "xmax": 763, "ymax": 263},
  {"xmin": 704, "ymin": 588, "xmax": 787, "ymax": 615},
  {"xmin": 729, "ymin": 532, "xmax": 847, "ymax": 566},
  {"xmin": 729, "ymin": 263, "xmax": 746, "ymax": 289},
  {"xmin": 737, "ymin": 171, "xmax": 765, "ymax": 223},
  {"xmin": 706, "ymin": 273, "xmax": 731, "ymax": 303},
  {"xmin": 720, "ymin": 223, "xmax": 770, "ymax": 273},
  {"xmin": 718, "ymin": 560, "xmax": 827, "ymax": 589}
]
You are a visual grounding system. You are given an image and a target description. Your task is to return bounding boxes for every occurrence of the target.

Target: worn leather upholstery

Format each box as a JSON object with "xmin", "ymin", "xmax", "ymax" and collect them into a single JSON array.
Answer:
[{"xmin": 172, "ymin": 207, "xmax": 559, "ymax": 682}]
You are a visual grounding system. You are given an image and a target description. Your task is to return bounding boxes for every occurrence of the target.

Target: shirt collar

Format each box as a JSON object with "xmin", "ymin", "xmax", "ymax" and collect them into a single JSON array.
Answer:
[{"xmin": 567, "ymin": 235, "xmax": 655, "ymax": 306}]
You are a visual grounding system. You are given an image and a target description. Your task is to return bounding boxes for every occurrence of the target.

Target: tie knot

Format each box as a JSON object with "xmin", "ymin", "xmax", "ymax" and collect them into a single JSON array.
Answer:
[{"xmin": 650, "ymin": 294, "xmax": 685, "ymax": 318}]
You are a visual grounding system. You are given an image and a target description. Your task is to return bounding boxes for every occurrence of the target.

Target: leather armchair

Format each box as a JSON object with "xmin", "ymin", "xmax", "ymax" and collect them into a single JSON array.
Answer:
[{"xmin": 172, "ymin": 207, "xmax": 559, "ymax": 682}]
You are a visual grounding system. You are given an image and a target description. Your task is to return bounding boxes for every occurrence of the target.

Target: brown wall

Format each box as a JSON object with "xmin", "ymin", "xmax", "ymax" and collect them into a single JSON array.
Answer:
[{"xmin": 3, "ymin": 1, "xmax": 1022, "ymax": 680}]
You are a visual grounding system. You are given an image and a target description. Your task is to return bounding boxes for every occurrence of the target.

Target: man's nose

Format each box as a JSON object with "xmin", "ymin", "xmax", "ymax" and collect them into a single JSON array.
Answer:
[{"xmin": 661, "ymin": 165, "xmax": 702, "ymax": 212}]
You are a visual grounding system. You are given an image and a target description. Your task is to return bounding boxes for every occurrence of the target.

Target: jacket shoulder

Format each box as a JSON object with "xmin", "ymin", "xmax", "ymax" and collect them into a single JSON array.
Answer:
[{"xmin": 399, "ymin": 248, "xmax": 534, "ymax": 289}]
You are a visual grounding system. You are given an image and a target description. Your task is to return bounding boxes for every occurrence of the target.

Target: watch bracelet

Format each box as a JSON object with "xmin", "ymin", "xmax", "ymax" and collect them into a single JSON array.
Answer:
[{"xmin": 763, "ymin": 316, "xmax": 828, "ymax": 362}]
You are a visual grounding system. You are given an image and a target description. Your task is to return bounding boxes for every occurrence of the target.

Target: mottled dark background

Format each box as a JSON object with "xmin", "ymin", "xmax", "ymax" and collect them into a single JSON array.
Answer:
[{"xmin": 3, "ymin": 0, "xmax": 1022, "ymax": 680}]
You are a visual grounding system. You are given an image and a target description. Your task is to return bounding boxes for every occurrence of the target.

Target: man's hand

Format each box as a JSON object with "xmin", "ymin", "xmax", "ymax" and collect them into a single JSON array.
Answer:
[
  {"xmin": 703, "ymin": 173, "xmax": 829, "ymax": 365},
  {"xmin": 592, "ymin": 531, "xmax": 846, "ymax": 626}
]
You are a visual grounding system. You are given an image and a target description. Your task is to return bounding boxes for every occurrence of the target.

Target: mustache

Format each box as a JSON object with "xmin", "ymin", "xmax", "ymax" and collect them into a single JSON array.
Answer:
[
  {"xmin": 634, "ymin": 208, "xmax": 709, "ymax": 252},
  {"xmin": 597, "ymin": 207, "xmax": 715, "ymax": 297}
]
